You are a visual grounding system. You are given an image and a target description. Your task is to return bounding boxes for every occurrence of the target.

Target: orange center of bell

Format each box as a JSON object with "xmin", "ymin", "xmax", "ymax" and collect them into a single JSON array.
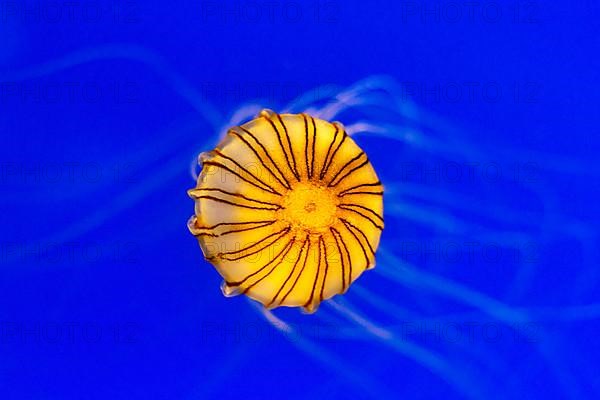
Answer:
[{"xmin": 279, "ymin": 182, "xmax": 338, "ymax": 233}]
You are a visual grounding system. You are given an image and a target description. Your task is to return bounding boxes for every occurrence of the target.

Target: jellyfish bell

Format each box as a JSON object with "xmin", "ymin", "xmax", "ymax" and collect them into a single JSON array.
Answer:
[{"xmin": 188, "ymin": 109, "xmax": 384, "ymax": 313}]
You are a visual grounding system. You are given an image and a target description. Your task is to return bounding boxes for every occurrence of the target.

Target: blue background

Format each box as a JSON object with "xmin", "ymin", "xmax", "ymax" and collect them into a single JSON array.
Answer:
[{"xmin": 1, "ymin": 1, "xmax": 599, "ymax": 399}]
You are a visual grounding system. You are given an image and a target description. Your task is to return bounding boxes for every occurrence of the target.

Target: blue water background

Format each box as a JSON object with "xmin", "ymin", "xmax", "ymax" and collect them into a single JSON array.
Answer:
[{"xmin": 1, "ymin": 1, "xmax": 599, "ymax": 399}]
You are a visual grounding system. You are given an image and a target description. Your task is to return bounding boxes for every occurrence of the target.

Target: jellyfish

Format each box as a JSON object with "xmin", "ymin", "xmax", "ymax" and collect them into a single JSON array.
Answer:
[{"xmin": 188, "ymin": 109, "xmax": 384, "ymax": 313}]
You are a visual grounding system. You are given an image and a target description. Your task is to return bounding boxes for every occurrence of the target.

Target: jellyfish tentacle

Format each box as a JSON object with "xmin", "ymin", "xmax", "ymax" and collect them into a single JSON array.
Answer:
[
  {"xmin": 345, "ymin": 122, "xmax": 392, "ymax": 137},
  {"xmin": 0, "ymin": 44, "xmax": 223, "ymax": 130},
  {"xmin": 351, "ymin": 285, "xmax": 416, "ymax": 321},
  {"xmin": 327, "ymin": 299, "xmax": 487, "ymax": 400},
  {"xmin": 377, "ymin": 248, "xmax": 528, "ymax": 324},
  {"xmin": 250, "ymin": 300, "xmax": 394, "ymax": 400},
  {"xmin": 352, "ymin": 285, "xmax": 515, "ymax": 377},
  {"xmin": 5, "ymin": 143, "xmax": 200, "ymax": 266},
  {"xmin": 283, "ymin": 84, "xmax": 341, "ymax": 114},
  {"xmin": 385, "ymin": 201, "xmax": 537, "ymax": 251},
  {"xmin": 384, "ymin": 181, "xmax": 537, "ymax": 227},
  {"xmin": 311, "ymin": 76, "xmax": 410, "ymax": 121},
  {"xmin": 226, "ymin": 103, "xmax": 265, "ymax": 128},
  {"xmin": 374, "ymin": 252, "xmax": 586, "ymax": 398}
]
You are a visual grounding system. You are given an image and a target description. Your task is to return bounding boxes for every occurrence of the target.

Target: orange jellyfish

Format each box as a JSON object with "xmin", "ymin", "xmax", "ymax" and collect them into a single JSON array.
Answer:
[{"xmin": 188, "ymin": 109, "xmax": 384, "ymax": 312}]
